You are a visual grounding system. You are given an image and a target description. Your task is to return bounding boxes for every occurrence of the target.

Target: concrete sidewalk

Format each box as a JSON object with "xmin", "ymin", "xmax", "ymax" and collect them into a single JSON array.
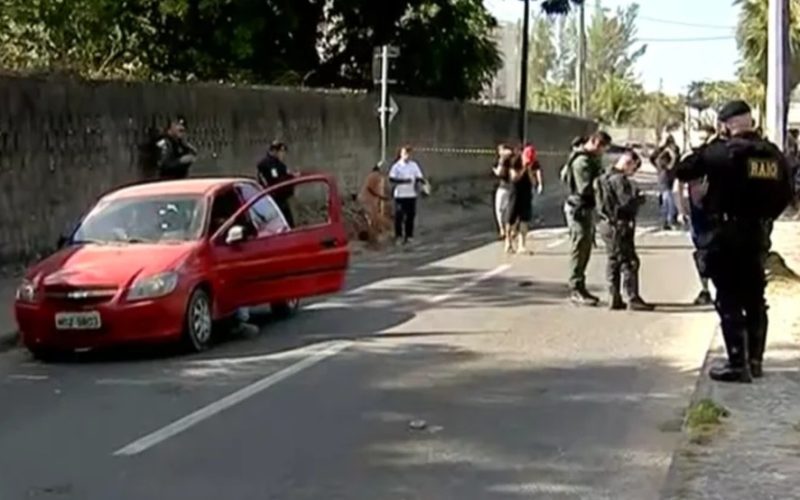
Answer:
[{"xmin": 662, "ymin": 220, "xmax": 800, "ymax": 499}]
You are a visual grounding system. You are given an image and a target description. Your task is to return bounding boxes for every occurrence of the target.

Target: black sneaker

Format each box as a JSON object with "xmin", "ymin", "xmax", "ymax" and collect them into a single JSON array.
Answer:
[
  {"xmin": 570, "ymin": 289, "xmax": 599, "ymax": 307},
  {"xmin": 628, "ymin": 297, "xmax": 655, "ymax": 311},
  {"xmin": 693, "ymin": 291, "xmax": 713, "ymax": 306},
  {"xmin": 751, "ymin": 360, "xmax": 763, "ymax": 378}
]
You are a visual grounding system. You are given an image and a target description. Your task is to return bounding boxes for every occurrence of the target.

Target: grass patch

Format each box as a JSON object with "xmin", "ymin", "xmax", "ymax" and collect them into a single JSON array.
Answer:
[{"xmin": 686, "ymin": 398, "xmax": 729, "ymax": 445}]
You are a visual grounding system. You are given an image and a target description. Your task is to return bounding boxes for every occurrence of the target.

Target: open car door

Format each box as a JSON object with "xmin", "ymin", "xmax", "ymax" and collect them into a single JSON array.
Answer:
[{"xmin": 210, "ymin": 174, "xmax": 349, "ymax": 312}]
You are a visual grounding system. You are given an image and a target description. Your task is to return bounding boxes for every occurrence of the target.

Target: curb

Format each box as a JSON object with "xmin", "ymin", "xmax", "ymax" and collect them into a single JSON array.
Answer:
[{"xmin": 658, "ymin": 328, "xmax": 721, "ymax": 499}]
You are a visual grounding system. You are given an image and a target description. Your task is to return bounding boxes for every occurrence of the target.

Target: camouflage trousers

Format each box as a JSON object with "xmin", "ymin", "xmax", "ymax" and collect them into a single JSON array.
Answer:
[{"xmin": 599, "ymin": 220, "xmax": 640, "ymax": 298}]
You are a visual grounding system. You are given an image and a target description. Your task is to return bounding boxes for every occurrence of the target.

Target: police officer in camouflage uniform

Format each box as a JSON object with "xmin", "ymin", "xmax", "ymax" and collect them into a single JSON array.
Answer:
[
  {"xmin": 156, "ymin": 116, "xmax": 198, "ymax": 180},
  {"xmin": 676, "ymin": 100, "xmax": 793, "ymax": 383},
  {"xmin": 562, "ymin": 131, "xmax": 612, "ymax": 306},
  {"xmin": 595, "ymin": 149, "xmax": 654, "ymax": 311}
]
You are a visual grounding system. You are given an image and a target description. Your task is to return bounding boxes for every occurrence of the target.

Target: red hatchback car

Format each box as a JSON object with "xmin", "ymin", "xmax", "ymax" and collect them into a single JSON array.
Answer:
[{"xmin": 14, "ymin": 175, "xmax": 350, "ymax": 359}]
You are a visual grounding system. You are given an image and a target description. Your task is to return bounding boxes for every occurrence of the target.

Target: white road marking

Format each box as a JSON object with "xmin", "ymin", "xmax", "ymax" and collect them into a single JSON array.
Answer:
[
  {"xmin": 426, "ymin": 264, "xmax": 511, "ymax": 305},
  {"xmin": 112, "ymin": 263, "xmax": 512, "ymax": 456},
  {"xmin": 113, "ymin": 340, "xmax": 350, "ymax": 456},
  {"xmin": 546, "ymin": 237, "xmax": 568, "ymax": 249},
  {"xmin": 7, "ymin": 374, "xmax": 49, "ymax": 381}
]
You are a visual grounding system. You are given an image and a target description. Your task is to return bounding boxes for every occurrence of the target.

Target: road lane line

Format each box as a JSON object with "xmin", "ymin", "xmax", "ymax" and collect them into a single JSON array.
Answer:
[
  {"xmin": 7, "ymin": 374, "xmax": 49, "ymax": 381},
  {"xmin": 112, "ymin": 340, "xmax": 351, "ymax": 457},
  {"xmin": 113, "ymin": 264, "xmax": 512, "ymax": 456},
  {"xmin": 546, "ymin": 237, "xmax": 568, "ymax": 249},
  {"xmin": 426, "ymin": 264, "xmax": 510, "ymax": 305}
]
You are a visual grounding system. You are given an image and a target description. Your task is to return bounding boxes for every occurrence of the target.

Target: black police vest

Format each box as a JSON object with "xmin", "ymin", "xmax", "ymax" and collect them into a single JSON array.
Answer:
[{"xmin": 720, "ymin": 137, "xmax": 791, "ymax": 220}]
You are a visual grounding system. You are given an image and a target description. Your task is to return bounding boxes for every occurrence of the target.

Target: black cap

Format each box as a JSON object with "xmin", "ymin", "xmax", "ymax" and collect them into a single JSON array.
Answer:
[{"xmin": 718, "ymin": 100, "xmax": 752, "ymax": 122}]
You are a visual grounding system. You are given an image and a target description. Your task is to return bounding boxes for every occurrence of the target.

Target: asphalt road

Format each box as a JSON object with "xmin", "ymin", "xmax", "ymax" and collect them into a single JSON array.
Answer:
[{"xmin": 0, "ymin": 211, "xmax": 717, "ymax": 499}]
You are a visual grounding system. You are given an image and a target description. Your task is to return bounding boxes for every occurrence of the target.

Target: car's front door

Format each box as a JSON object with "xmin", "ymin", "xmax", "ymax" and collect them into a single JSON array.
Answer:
[{"xmin": 210, "ymin": 176, "xmax": 349, "ymax": 311}]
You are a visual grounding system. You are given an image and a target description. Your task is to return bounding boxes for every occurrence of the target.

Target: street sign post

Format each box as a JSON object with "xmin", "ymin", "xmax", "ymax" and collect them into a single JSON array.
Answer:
[{"xmin": 374, "ymin": 45, "xmax": 400, "ymax": 165}]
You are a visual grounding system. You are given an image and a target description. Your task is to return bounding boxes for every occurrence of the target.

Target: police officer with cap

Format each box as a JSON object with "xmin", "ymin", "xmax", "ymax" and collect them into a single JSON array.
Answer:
[
  {"xmin": 676, "ymin": 100, "xmax": 793, "ymax": 383},
  {"xmin": 156, "ymin": 116, "xmax": 198, "ymax": 180}
]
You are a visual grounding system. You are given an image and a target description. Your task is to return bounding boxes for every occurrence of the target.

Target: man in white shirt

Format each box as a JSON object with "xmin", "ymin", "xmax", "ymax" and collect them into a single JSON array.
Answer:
[{"xmin": 388, "ymin": 145, "xmax": 426, "ymax": 244}]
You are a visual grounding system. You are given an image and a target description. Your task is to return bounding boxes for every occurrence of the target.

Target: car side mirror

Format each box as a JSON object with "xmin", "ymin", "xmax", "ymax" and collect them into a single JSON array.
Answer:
[{"xmin": 225, "ymin": 225, "xmax": 245, "ymax": 245}]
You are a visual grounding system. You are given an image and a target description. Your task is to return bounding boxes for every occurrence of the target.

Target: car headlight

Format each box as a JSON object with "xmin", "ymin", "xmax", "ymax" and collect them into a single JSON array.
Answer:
[
  {"xmin": 15, "ymin": 279, "xmax": 37, "ymax": 303},
  {"xmin": 126, "ymin": 272, "xmax": 179, "ymax": 301}
]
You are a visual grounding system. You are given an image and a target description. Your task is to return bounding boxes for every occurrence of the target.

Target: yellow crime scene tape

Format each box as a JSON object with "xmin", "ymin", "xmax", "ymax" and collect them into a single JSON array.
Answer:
[{"xmin": 413, "ymin": 146, "xmax": 565, "ymax": 157}]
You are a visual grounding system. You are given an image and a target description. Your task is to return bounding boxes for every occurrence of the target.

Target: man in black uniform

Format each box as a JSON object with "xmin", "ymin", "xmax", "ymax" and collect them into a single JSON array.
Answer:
[
  {"xmin": 257, "ymin": 141, "xmax": 297, "ymax": 227},
  {"xmin": 156, "ymin": 116, "xmax": 198, "ymax": 180},
  {"xmin": 595, "ymin": 149, "xmax": 654, "ymax": 311},
  {"xmin": 676, "ymin": 100, "xmax": 793, "ymax": 383}
]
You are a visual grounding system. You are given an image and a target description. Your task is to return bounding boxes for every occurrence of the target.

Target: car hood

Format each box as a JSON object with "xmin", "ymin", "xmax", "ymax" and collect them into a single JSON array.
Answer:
[{"xmin": 28, "ymin": 243, "xmax": 198, "ymax": 288}]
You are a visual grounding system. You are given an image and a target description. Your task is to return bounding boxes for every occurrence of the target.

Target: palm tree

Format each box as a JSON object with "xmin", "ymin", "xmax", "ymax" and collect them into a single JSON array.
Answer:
[{"xmin": 735, "ymin": 0, "xmax": 800, "ymax": 93}]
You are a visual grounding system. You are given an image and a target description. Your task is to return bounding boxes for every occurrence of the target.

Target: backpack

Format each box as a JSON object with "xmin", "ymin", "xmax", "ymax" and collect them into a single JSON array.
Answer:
[
  {"xmin": 560, "ymin": 151, "xmax": 589, "ymax": 193},
  {"xmin": 594, "ymin": 173, "xmax": 617, "ymax": 221}
]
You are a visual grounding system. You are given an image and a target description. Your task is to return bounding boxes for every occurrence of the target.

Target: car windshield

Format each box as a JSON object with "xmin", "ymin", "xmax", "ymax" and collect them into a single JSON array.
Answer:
[{"xmin": 71, "ymin": 195, "xmax": 206, "ymax": 244}]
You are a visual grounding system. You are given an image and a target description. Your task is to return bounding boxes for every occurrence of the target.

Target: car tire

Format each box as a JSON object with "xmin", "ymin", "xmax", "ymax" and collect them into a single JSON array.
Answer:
[
  {"xmin": 28, "ymin": 347, "xmax": 64, "ymax": 363},
  {"xmin": 271, "ymin": 298, "xmax": 300, "ymax": 319},
  {"xmin": 183, "ymin": 288, "xmax": 214, "ymax": 352}
]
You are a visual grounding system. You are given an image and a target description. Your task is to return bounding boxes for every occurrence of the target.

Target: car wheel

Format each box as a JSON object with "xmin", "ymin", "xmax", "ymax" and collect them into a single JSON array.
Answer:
[
  {"xmin": 183, "ymin": 288, "xmax": 214, "ymax": 352},
  {"xmin": 28, "ymin": 347, "xmax": 64, "ymax": 363},
  {"xmin": 271, "ymin": 298, "xmax": 300, "ymax": 319}
]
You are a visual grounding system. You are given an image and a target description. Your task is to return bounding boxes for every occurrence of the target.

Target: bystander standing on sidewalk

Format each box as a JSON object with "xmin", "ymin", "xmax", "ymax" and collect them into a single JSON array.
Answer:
[
  {"xmin": 389, "ymin": 145, "xmax": 426, "ymax": 245},
  {"xmin": 650, "ymin": 134, "xmax": 681, "ymax": 230},
  {"xmin": 492, "ymin": 143, "xmax": 514, "ymax": 240}
]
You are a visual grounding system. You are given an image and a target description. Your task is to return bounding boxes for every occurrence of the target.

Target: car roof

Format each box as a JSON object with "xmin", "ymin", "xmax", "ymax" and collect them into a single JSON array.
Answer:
[{"xmin": 102, "ymin": 177, "xmax": 257, "ymax": 201}]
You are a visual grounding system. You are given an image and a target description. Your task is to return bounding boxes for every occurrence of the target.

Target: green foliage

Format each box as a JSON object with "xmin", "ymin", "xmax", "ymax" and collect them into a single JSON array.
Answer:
[
  {"xmin": 525, "ymin": 0, "xmax": 648, "ymax": 125},
  {"xmin": 0, "ymin": 0, "xmax": 501, "ymax": 100},
  {"xmin": 735, "ymin": 0, "xmax": 800, "ymax": 95}
]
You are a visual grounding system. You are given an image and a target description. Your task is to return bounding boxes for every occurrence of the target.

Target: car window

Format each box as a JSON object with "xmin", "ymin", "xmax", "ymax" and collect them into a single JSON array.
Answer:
[
  {"xmin": 72, "ymin": 195, "xmax": 205, "ymax": 244},
  {"xmin": 236, "ymin": 183, "xmax": 290, "ymax": 237},
  {"xmin": 209, "ymin": 187, "xmax": 252, "ymax": 237}
]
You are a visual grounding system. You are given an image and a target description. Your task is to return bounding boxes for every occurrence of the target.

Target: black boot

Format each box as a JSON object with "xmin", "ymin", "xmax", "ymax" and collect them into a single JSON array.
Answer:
[
  {"xmin": 709, "ymin": 362, "xmax": 752, "ymax": 383},
  {"xmin": 628, "ymin": 296, "xmax": 655, "ymax": 311},
  {"xmin": 746, "ymin": 305, "xmax": 769, "ymax": 379},
  {"xmin": 609, "ymin": 293, "xmax": 625, "ymax": 310}
]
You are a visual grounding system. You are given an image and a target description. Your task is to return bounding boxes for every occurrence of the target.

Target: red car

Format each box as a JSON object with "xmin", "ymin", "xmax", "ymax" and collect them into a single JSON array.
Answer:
[{"xmin": 14, "ymin": 175, "xmax": 349, "ymax": 359}]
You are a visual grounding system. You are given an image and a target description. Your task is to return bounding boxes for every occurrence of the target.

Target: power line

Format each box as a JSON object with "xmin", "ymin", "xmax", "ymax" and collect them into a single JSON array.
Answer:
[
  {"xmin": 636, "ymin": 36, "xmax": 736, "ymax": 43},
  {"xmin": 638, "ymin": 16, "xmax": 735, "ymax": 30}
]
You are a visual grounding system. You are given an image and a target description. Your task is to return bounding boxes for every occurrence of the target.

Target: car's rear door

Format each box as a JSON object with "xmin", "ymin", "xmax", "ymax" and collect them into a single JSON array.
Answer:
[{"xmin": 210, "ymin": 175, "xmax": 349, "ymax": 309}]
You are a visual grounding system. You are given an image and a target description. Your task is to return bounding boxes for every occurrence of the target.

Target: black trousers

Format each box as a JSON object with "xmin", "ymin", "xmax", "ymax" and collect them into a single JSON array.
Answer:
[
  {"xmin": 275, "ymin": 197, "xmax": 294, "ymax": 227},
  {"xmin": 707, "ymin": 225, "xmax": 769, "ymax": 367},
  {"xmin": 394, "ymin": 198, "xmax": 417, "ymax": 240},
  {"xmin": 599, "ymin": 220, "xmax": 640, "ymax": 298}
]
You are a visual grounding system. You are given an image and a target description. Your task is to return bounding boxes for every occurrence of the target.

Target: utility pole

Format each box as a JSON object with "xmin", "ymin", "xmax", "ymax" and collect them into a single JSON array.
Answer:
[
  {"xmin": 766, "ymin": 0, "xmax": 788, "ymax": 150},
  {"xmin": 575, "ymin": 1, "xmax": 586, "ymax": 117},
  {"xmin": 518, "ymin": 0, "xmax": 531, "ymax": 145}
]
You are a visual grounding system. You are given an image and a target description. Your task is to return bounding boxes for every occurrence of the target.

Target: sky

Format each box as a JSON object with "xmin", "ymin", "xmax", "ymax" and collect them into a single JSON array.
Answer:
[{"xmin": 484, "ymin": 0, "xmax": 741, "ymax": 95}]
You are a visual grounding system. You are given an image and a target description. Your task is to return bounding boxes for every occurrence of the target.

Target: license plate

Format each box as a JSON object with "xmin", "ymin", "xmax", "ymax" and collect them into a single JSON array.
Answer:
[{"xmin": 55, "ymin": 311, "xmax": 102, "ymax": 330}]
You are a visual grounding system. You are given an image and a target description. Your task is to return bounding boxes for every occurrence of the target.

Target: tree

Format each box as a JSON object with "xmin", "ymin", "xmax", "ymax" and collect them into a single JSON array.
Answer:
[
  {"xmin": 0, "ymin": 0, "xmax": 502, "ymax": 100},
  {"xmin": 314, "ymin": 0, "xmax": 502, "ymax": 100},
  {"xmin": 527, "ymin": 13, "xmax": 557, "ymax": 108},
  {"xmin": 584, "ymin": 1, "xmax": 646, "ymax": 102},
  {"xmin": 590, "ymin": 74, "xmax": 643, "ymax": 125},
  {"xmin": 735, "ymin": 0, "xmax": 800, "ymax": 95},
  {"xmin": 539, "ymin": 0, "xmax": 584, "ymax": 15},
  {"xmin": 0, "ymin": 0, "xmax": 158, "ymax": 79},
  {"xmin": 633, "ymin": 91, "xmax": 684, "ymax": 138}
]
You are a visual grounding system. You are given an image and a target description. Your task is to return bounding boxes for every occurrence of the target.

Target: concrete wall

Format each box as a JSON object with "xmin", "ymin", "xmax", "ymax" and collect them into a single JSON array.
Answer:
[{"xmin": 0, "ymin": 75, "xmax": 595, "ymax": 263}]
